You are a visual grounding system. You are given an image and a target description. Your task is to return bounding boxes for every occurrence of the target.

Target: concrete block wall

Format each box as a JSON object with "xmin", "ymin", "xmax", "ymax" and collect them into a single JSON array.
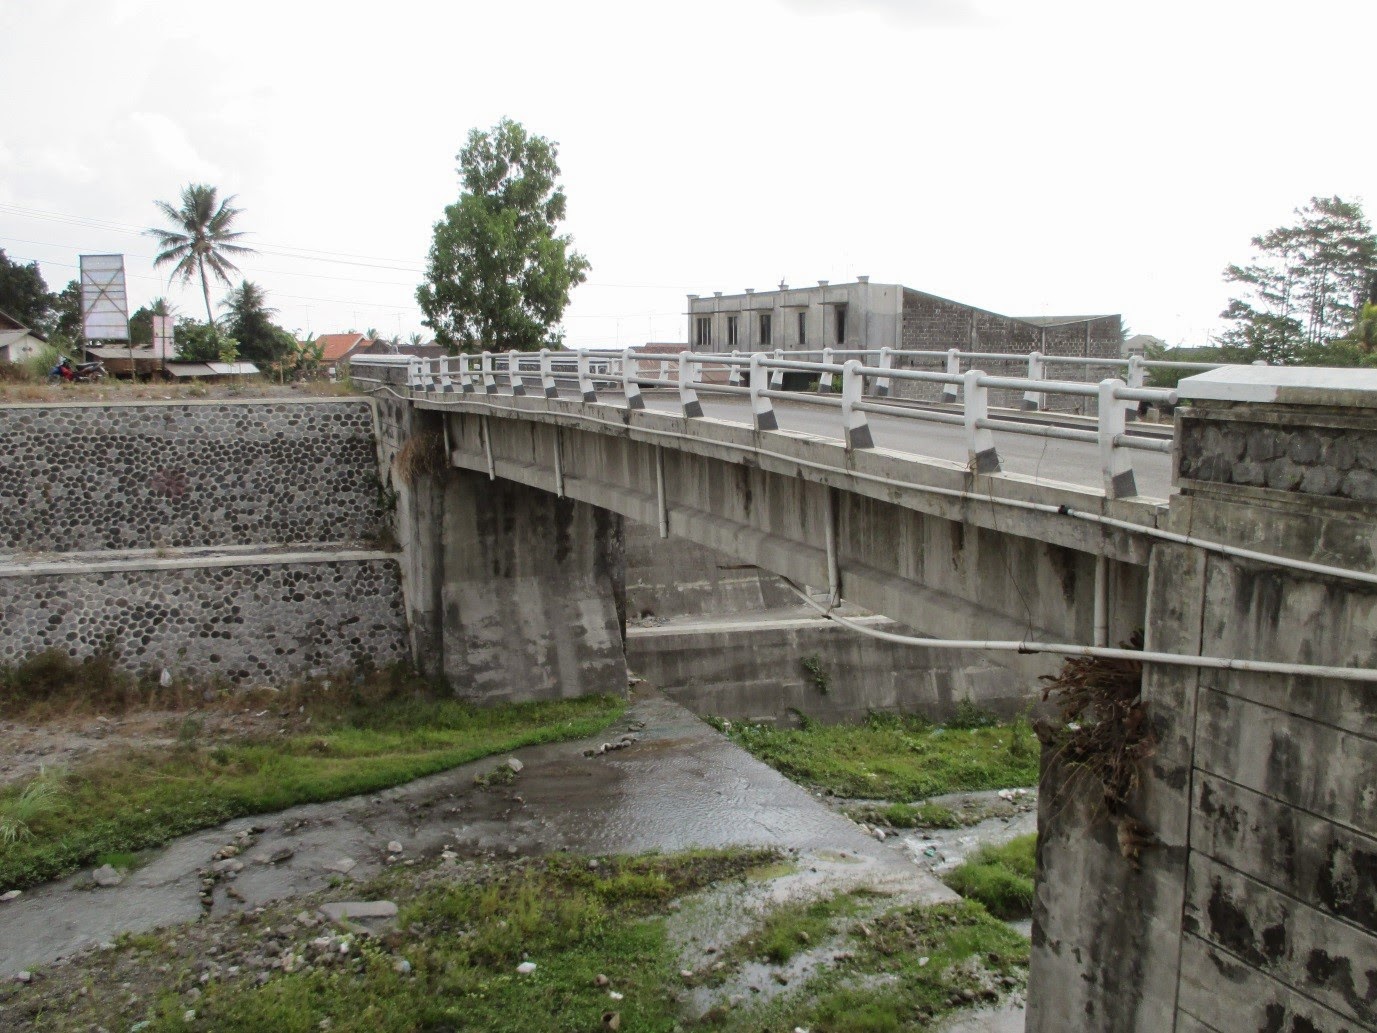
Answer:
[
  {"xmin": 895, "ymin": 291, "xmax": 1122, "ymax": 413},
  {"xmin": 1028, "ymin": 378, "xmax": 1377, "ymax": 1033},
  {"xmin": 0, "ymin": 398, "xmax": 409, "ymax": 683}
]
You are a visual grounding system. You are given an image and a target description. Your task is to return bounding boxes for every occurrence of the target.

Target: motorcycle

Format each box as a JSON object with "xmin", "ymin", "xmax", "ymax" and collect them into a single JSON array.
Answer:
[{"xmin": 48, "ymin": 357, "xmax": 107, "ymax": 383}]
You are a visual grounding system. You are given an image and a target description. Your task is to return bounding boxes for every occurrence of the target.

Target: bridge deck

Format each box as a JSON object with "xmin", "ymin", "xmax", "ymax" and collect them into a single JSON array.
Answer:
[{"xmin": 639, "ymin": 394, "xmax": 1176, "ymax": 499}]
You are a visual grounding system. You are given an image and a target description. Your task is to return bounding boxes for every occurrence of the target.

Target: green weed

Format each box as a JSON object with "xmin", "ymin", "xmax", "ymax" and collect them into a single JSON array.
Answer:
[
  {"xmin": 943, "ymin": 834, "xmax": 1037, "ymax": 919},
  {"xmin": 717, "ymin": 712, "xmax": 1038, "ymax": 799},
  {"xmin": 0, "ymin": 766, "xmax": 64, "ymax": 845},
  {"xmin": 0, "ymin": 694, "xmax": 624, "ymax": 890}
]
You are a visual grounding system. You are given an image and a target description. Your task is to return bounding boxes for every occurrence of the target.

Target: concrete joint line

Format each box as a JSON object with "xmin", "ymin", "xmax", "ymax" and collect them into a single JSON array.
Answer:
[{"xmin": 0, "ymin": 549, "xmax": 399, "ymax": 579}]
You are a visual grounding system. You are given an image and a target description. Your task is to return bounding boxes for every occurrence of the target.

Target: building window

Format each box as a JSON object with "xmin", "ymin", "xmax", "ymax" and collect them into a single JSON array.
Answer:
[
  {"xmin": 797, "ymin": 311, "xmax": 807, "ymax": 347},
  {"xmin": 759, "ymin": 313, "xmax": 772, "ymax": 346},
  {"xmin": 726, "ymin": 316, "xmax": 739, "ymax": 347},
  {"xmin": 695, "ymin": 316, "xmax": 711, "ymax": 348},
  {"xmin": 834, "ymin": 305, "xmax": 847, "ymax": 345}
]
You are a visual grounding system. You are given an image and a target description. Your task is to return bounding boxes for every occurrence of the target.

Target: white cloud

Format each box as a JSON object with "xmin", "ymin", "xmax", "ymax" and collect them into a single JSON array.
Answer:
[{"xmin": 126, "ymin": 112, "xmax": 223, "ymax": 184}]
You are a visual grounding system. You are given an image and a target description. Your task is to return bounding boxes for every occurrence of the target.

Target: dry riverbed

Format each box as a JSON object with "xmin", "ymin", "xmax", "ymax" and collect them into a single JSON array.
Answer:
[{"xmin": 0, "ymin": 690, "xmax": 1035, "ymax": 1031}]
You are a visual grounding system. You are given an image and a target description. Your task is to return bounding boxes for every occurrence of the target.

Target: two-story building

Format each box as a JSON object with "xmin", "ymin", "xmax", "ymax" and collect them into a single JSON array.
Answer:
[{"xmin": 685, "ymin": 278, "xmax": 1123, "ymax": 408}]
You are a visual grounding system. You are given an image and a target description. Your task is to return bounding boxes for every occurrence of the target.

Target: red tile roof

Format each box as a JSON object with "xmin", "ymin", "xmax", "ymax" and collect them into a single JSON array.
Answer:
[{"xmin": 316, "ymin": 333, "xmax": 370, "ymax": 361}]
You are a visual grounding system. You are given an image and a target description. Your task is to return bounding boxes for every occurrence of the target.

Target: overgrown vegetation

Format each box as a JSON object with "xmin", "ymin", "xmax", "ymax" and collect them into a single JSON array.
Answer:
[
  {"xmin": 713, "ymin": 710, "xmax": 1038, "ymax": 800},
  {"xmin": 0, "ymin": 851, "xmax": 1028, "ymax": 1033},
  {"xmin": 0, "ymin": 767, "xmax": 63, "ymax": 845},
  {"xmin": 943, "ymin": 834, "xmax": 1037, "ymax": 920},
  {"xmin": 1039, "ymin": 635, "xmax": 1157, "ymax": 865},
  {"xmin": 1039, "ymin": 639, "xmax": 1150, "ymax": 814},
  {"xmin": 393, "ymin": 429, "xmax": 448, "ymax": 484},
  {"xmin": 799, "ymin": 654, "xmax": 829, "ymax": 694},
  {"xmin": 0, "ymin": 674, "xmax": 624, "ymax": 890}
]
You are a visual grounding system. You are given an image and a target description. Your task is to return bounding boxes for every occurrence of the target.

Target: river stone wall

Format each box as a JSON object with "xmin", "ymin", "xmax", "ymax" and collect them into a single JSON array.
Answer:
[
  {"xmin": 0, "ymin": 560, "xmax": 408, "ymax": 681},
  {"xmin": 1178, "ymin": 407, "xmax": 1377, "ymax": 501},
  {"xmin": 0, "ymin": 400, "xmax": 383, "ymax": 552},
  {"xmin": 0, "ymin": 398, "xmax": 409, "ymax": 683}
]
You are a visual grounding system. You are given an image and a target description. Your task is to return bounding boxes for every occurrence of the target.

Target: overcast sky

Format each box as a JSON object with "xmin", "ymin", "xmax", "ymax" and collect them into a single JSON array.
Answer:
[{"xmin": 2, "ymin": 0, "xmax": 1372, "ymax": 349}]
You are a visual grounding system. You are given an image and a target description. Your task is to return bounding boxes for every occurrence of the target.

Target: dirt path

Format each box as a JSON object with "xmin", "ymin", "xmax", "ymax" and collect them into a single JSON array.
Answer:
[{"xmin": 0, "ymin": 690, "xmax": 955, "ymax": 980}]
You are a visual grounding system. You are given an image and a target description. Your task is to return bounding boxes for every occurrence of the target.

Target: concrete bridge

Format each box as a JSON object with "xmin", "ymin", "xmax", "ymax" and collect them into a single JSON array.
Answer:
[{"xmin": 355, "ymin": 353, "xmax": 1377, "ymax": 1033}]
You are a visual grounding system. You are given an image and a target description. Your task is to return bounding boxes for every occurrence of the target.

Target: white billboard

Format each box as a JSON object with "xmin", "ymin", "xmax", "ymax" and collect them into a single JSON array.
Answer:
[
  {"xmin": 152, "ymin": 314, "xmax": 175, "ymax": 359},
  {"xmin": 79, "ymin": 254, "xmax": 130, "ymax": 341}
]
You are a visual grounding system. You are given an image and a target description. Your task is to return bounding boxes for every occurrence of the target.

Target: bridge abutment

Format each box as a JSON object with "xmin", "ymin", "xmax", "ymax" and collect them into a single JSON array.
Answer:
[
  {"xmin": 435, "ymin": 466, "xmax": 627, "ymax": 702},
  {"xmin": 1029, "ymin": 368, "xmax": 1377, "ymax": 1033}
]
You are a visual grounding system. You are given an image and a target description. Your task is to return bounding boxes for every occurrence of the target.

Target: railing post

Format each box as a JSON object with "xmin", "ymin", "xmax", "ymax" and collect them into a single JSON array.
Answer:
[
  {"xmin": 1099, "ymin": 378, "xmax": 1137, "ymax": 499},
  {"xmin": 942, "ymin": 349, "xmax": 962, "ymax": 404},
  {"xmin": 875, "ymin": 346, "xmax": 893, "ymax": 398},
  {"xmin": 456, "ymin": 354, "xmax": 473, "ymax": 394},
  {"xmin": 841, "ymin": 360, "xmax": 873, "ymax": 450},
  {"xmin": 539, "ymin": 348, "xmax": 557, "ymax": 399},
  {"xmin": 406, "ymin": 358, "xmax": 423, "ymax": 390},
  {"xmin": 1022, "ymin": 351, "xmax": 1045, "ymax": 411},
  {"xmin": 749, "ymin": 353, "xmax": 777, "ymax": 431},
  {"xmin": 1125, "ymin": 354, "xmax": 1145, "ymax": 422},
  {"xmin": 622, "ymin": 347, "xmax": 644, "ymax": 410},
  {"xmin": 819, "ymin": 346, "xmax": 835, "ymax": 393},
  {"xmin": 769, "ymin": 348, "xmax": 785, "ymax": 389},
  {"xmin": 964, "ymin": 370, "xmax": 1000, "ymax": 474},
  {"xmin": 678, "ymin": 353, "xmax": 703, "ymax": 418},
  {"xmin": 507, "ymin": 349, "xmax": 524, "ymax": 396},
  {"xmin": 728, "ymin": 349, "xmax": 743, "ymax": 387},
  {"xmin": 433, "ymin": 356, "xmax": 449, "ymax": 393},
  {"xmin": 480, "ymin": 351, "xmax": 496, "ymax": 395},
  {"xmin": 657, "ymin": 357, "xmax": 671, "ymax": 385},
  {"xmin": 577, "ymin": 349, "xmax": 596, "ymax": 402}
]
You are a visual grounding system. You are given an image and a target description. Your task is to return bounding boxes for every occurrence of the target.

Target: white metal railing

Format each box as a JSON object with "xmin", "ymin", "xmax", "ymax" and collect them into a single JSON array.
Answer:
[{"xmin": 402, "ymin": 348, "xmax": 1182, "ymax": 499}]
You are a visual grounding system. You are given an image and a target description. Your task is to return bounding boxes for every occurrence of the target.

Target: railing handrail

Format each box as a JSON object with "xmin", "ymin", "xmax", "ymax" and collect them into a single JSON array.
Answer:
[{"xmin": 401, "ymin": 348, "xmax": 1189, "ymax": 500}]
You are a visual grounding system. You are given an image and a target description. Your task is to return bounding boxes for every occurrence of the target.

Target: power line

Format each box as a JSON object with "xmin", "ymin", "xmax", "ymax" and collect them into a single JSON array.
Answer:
[{"xmin": 0, "ymin": 201, "xmax": 701, "ymax": 289}]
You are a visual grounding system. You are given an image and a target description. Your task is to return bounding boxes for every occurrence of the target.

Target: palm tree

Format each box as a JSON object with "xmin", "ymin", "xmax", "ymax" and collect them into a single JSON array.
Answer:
[
  {"xmin": 221, "ymin": 280, "xmax": 276, "ymax": 327},
  {"xmin": 147, "ymin": 184, "xmax": 255, "ymax": 323}
]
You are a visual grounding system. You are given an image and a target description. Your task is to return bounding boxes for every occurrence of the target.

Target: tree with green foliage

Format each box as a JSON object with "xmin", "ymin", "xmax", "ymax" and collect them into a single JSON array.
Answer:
[
  {"xmin": 174, "ymin": 319, "xmax": 240, "ymax": 363},
  {"xmin": 128, "ymin": 297, "xmax": 174, "ymax": 346},
  {"xmin": 48, "ymin": 280, "xmax": 83, "ymax": 343},
  {"xmin": 417, "ymin": 118, "xmax": 590, "ymax": 352},
  {"xmin": 0, "ymin": 248, "xmax": 54, "ymax": 331},
  {"xmin": 147, "ymin": 184, "xmax": 256, "ymax": 324},
  {"xmin": 220, "ymin": 280, "xmax": 292, "ymax": 365},
  {"xmin": 1218, "ymin": 196, "xmax": 1375, "ymax": 364}
]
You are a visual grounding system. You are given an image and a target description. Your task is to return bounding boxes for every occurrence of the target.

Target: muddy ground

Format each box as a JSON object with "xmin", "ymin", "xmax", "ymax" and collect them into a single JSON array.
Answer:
[{"xmin": 0, "ymin": 690, "xmax": 1035, "ymax": 1031}]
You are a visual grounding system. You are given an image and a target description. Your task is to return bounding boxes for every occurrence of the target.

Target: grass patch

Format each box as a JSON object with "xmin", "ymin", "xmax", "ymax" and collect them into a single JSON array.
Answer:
[
  {"xmin": 2, "ymin": 851, "xmax": 1027, "ymax": 1033},
  {"xmin": 159, "ymin": 850, "xmax": 773, "ymax": 1033},
  {"xmin": 0, "ymin": 766, "xmax": 64, "ymax": 845},
  {"xmin": 851, "ymin": 800, "xmax": 962, "ymax": 829},
  {"xmin": 723, "ymin": 891, "xmax": 866, "ymax": 969},
  {"xmin": 0, "ymin": 692, "xmax": 625, "ymax": 890},
  {"xmin": 725, "ymin": 900, "xmax": 1028, "ymax": 1032},
  {"xmin": 943, "ymin": 834, "xmax": 1037, "ymax": 919},
  {"xmin": 715, "ymin": 711, "xmax": 1038, "ymax": 799}
]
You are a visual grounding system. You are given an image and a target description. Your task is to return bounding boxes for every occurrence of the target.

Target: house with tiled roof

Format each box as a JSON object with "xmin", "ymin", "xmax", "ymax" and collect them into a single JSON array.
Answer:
[{"xmin": 315, "ymin": 333, "xmax": 372, "ymax": 363}]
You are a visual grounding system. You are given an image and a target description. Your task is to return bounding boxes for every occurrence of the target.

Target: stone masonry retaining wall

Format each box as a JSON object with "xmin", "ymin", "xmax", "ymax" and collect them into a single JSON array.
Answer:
[
  {"xmin": 0, "ymin": 400, "xmax": 383, "ymax": 552},
  {"xmin": 0, "ymin": 398, "xmax": 410, "ymax": 683},
  {"xmin": 1178, "ymin": 406, "xmax": 1377, "ymax": 501},
  {"xmin": 0, "ymin": 559, "xmax": 408, "ymax": 681}
]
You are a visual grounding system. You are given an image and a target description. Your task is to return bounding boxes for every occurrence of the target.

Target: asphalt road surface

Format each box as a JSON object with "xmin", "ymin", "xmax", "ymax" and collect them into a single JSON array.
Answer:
[{"xmin": 637, "ymin": 392, "xmax": 1175, "ymax": 500}]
